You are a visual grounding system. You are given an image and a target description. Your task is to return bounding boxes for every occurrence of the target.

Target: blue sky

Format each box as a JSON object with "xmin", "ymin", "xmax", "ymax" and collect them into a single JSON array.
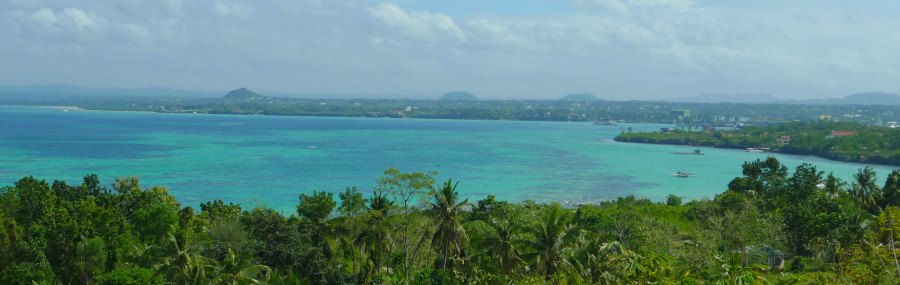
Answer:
[{"xmin": 1, "ymin": 0, "xmax": 899, "ymax": 100}]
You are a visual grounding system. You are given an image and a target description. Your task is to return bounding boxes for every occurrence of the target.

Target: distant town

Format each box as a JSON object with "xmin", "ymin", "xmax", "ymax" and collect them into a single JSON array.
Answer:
[{"xmin": 1, "ymin": 86, "xmax": 898, "ymax": 128}]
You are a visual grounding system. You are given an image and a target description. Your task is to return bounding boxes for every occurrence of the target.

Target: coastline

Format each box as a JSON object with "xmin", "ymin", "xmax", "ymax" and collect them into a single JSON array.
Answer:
[
  {"xmin": 612, "ymin": 138, "xmax": 900, "ymax": 168},
  {"xmin": 2, "ymin": 104, "xmax": 605, "ymax": 123},
  {"xmin": 11, "ymin": 105, "xmax": 189, "ymax": 114},
  {"xmin": 36, "ymin": 105, "xmax": 85, "ymax": 111}
]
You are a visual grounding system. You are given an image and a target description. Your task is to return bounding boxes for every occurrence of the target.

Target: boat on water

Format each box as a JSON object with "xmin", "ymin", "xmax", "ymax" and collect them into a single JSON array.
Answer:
[
  {"xmin": 745, "ymin": 148, "xmax": 765, "ymax": 153},
  {"xmin": 676, "ymin": 170, "xmax": 692, "ymax": 178},
  {"xmin": 672, "ymin": 149, "xmax": 704, "ymax": 155},
  {"xmin": 593, "ymin": 119, "xmax": 616, "ymax": 125}
]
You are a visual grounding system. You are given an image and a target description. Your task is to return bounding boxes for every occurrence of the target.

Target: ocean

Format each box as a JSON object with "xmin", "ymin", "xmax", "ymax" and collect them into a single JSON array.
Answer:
[{"xmin": 1, "ymin": 105, "xmax": 895, "ymax": 213}]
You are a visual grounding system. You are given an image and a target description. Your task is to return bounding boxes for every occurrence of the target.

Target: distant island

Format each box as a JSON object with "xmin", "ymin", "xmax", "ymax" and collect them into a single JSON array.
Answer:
[
  {"xmin": 2, "ymin": 85, "xmax": 900, "ymax": 125},
  {"xmin": 441, "ymin": 91, "xmax": 478, "ymax": 101},
  {"xmin": 615, "ymin": 121, "xmax": 900, "ymax": 166}
]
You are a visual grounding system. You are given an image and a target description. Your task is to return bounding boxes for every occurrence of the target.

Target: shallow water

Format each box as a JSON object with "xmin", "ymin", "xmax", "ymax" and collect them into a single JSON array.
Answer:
[{"xmin": 1, "ymin": 105, "xmax": 895, "ymax": 212}]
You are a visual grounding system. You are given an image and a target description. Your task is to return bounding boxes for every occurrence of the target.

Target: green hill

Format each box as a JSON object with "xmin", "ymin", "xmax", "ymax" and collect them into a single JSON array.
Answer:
[
  {"xmin": 223, "ymin": 88, "xmax": 266, "ymax": 100},
  {"xmin": 441, "ymin": 91, "xmax": 478, "ymax": 101}
]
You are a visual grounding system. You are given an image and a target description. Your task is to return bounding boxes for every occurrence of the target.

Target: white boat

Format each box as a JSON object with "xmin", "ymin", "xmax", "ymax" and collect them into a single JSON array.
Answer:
[{"xmin": 745, "ymin": 148, "xmax": 764, "ymax": 153}]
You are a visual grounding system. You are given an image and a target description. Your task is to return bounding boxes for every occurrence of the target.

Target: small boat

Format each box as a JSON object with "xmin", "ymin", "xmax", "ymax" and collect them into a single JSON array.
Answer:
[
  {"xmin": 308, "ymin": 145, "xmax": 317, "ymax": 149},
  {"xmin": 593, "ymin": 119, "xmax": 615, "ymax": 125},
  {"xmin": 676, "ymin": 170, "xmax": 692, "ymax": 178},
  {"xmin": 672, "ymin": 149, "xmax": 704, "ymax": 155},
  {"xmin": 745, "ymin": 148, "xmax": 765, "ymax": 153}
]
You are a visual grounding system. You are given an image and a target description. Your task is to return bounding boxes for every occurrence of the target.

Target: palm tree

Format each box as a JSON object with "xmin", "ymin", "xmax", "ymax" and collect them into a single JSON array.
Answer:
[
  {"xmin": 211, "ymin": 248, "xmax": 271, "ymax": 285},
  {"xmin": 852, "ymin": 166, "xmax": 881, "ymax": 213},
  {"xmin": 355, "ymin": 190, "xmax": 393, "ymax": 277},
  {"xmin": 522, "ymin": 203, "xmax": 578, "ymax": 280},
  {"xmin": 155, "ymin": 233, "xmax": 215, "ymax": 285},
  {"xmin": 427, "ymin": 179, "xmax": 469, "ymax": 269},
  {"xmin": 481, "ymin": 219, "xmax": 522, "ymax": 275},
  {"xmin": 564, "ymin": 234, "xmax": 604, "ymax": 283}
]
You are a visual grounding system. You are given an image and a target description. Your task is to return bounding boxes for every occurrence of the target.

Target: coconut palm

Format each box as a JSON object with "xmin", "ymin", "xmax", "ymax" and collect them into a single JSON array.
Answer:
[
  {"xmin": 355, "ymin": 190, "xmax": 393, "ymax": 276},
  {"xmin": 427, "ymin": 179, "xmax": 469, "ymax": 269},
  {"xmin": 481, "ymin": 219, "xmax": 522, "ymax": 275},
  {"xmin": 565, "ymin": 234, "xmax": 605, "ymax": 283},
  {"xmin": 211, "ymin": 248, "xmax": 271, "ymax": 285},
  {"xmin": 158, "ymin": 253, "xmax": 216, "ymax": 285},
  {"xmin": 155, "ymin": 233, "xmax": 215, "ymax": 285},
  {"xmin": 522, "ymin": 203, "xmax": 578, "ymax": 280},
  {"xmin": 852, "ymin": 166, "xmax": 882, "ymax": 213}
]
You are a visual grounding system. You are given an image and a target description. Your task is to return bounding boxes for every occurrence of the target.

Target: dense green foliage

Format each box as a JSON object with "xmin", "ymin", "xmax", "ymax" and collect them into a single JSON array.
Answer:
[
  {"xmin": 3, "ymin": 163, "xmax": 900, "ymax": 284},
  {"xmin": 616, "ymin": 121, "xmax": 900, "ymax": 166}
]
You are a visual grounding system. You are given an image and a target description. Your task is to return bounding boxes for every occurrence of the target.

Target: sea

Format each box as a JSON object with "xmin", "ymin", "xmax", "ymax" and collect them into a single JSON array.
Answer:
[{"xmin": 1, "ymin": 105, "xmax": 896, "ymax": 213}]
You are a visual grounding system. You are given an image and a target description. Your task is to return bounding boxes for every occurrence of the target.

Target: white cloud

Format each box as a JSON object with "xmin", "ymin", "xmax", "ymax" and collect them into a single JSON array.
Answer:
[
  {"xmin": 628, "ymin": 0, "xmax": 695, "ymax": 10},
  {"xmin": 2, "ymin": 0, "xmax": 900, "ymax": 99},
  {"xmin": 31, "ymin": 8, "xmax": 56, "ymax": 25},
  {"xmin": 214, "ymin": 2, "xmax": 249, "ymax": 18},
  {"xmin": 369, "ymin": 3, "xmax": 466, "ymax": 43},
  {"xmin": 62, "ymin": 8, "xmax": 102, "ymax": 31},
  {"xmin": 468, "ymin": 19, "xmax": 543, "ymax": 51}
]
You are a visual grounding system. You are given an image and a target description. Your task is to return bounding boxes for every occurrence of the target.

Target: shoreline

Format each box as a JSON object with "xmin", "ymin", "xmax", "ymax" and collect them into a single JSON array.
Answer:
[
  {"xmin": 36, "ymin": 105, "xmax": 85, "ymax": 111},
  {"xmin": 612, "ymin": 138, "xmax": 900, "ymax": 168},
  {"xmin": 1, "ymin": 104, "xmax": 622, "ymax": 124}
]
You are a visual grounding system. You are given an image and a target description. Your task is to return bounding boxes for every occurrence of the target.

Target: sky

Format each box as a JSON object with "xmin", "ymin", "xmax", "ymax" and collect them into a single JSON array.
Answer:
[{"xmin": 1, "ymin": 0, "xmax": 899, "ymax": 100}]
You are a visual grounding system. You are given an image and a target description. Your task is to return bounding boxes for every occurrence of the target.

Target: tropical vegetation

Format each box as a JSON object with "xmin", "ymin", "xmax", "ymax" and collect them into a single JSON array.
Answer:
[
  {"xmin": 616, "ymin": 121, "xmax": 900, "ymax": 166},
  {"xmin": 3, "ymin": 161, "xmax": 900, "ymax": 284}
]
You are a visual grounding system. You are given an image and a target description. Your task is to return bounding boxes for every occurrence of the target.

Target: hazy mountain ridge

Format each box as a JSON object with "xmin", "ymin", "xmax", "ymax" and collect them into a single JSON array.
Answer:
[
  {"xmin": 560, "ymin": 93, "xmax": 599, "ymax": 101},
  {"xmin": 791, "ymin": 92, "xmax": 900, "ymax": 106},
  {"xmin": 670, "ymin": 93, "xmax": 781, "ymax": 104},
  {"xmin": 1, "ymin": 85, "xmax": 898, "ymax": 105},
  {"xmin": 672, "ymin": 92, "xmax": 900, "ymax": 106}
]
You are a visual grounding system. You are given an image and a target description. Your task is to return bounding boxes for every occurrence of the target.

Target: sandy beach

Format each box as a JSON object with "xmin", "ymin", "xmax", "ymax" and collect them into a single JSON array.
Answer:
[{"xmin": 37, "ymin": 105, "xmax": 86, "ymax": 111}]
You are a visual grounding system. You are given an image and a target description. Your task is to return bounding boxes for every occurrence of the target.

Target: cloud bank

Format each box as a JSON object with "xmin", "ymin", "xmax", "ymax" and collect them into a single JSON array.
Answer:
[{"xmin": 1, "ymin": 0, "xmax": 898, "ymax": 99}]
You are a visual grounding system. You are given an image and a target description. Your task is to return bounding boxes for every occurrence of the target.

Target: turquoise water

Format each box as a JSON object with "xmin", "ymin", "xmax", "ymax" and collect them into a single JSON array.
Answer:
[{"xmin": 1, "ymin": 105, "xmax": 896, "ymax": 212}]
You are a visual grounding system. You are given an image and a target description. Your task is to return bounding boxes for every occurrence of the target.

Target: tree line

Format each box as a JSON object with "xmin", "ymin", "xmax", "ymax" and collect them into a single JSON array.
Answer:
[
  {"xmin": 615, "ymin": 121, "xmax": 900, "ymax": 166},
  {"xmin": 3, "ymin": 161, "xmax": 900, "ymax": 284}
]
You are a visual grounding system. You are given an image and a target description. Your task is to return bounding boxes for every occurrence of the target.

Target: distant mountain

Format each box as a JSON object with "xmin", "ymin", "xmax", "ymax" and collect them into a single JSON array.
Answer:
[
  {"xmin": 223, "ymin": 88, "xmax": 266, "ymax": 100},
  {"xmin": 441, "ymin": 91, "xmax": 478, "ymax": 101},
  {"xmin": 797, "ymin": 92, "xmax": 900, "ymax": 106},
  {"xmin": 671, "ymin": 93, "xmax": 781, "ymax": 104},
  {"xmin": 560, "ymin": 93, "xmax": 598, "ymax": 101}
]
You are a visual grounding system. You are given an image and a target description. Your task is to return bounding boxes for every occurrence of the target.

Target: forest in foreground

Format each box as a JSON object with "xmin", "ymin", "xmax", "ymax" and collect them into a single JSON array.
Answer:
[{"xmin": 2, "ymin": 160, "xmax": 900, "ymax": 284}]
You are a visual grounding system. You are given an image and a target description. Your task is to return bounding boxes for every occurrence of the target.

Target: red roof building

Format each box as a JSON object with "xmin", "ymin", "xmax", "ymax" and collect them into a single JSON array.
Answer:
[{"xmin": 831, "ymin": 130, "xmax": 857, "ymax": 137}]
